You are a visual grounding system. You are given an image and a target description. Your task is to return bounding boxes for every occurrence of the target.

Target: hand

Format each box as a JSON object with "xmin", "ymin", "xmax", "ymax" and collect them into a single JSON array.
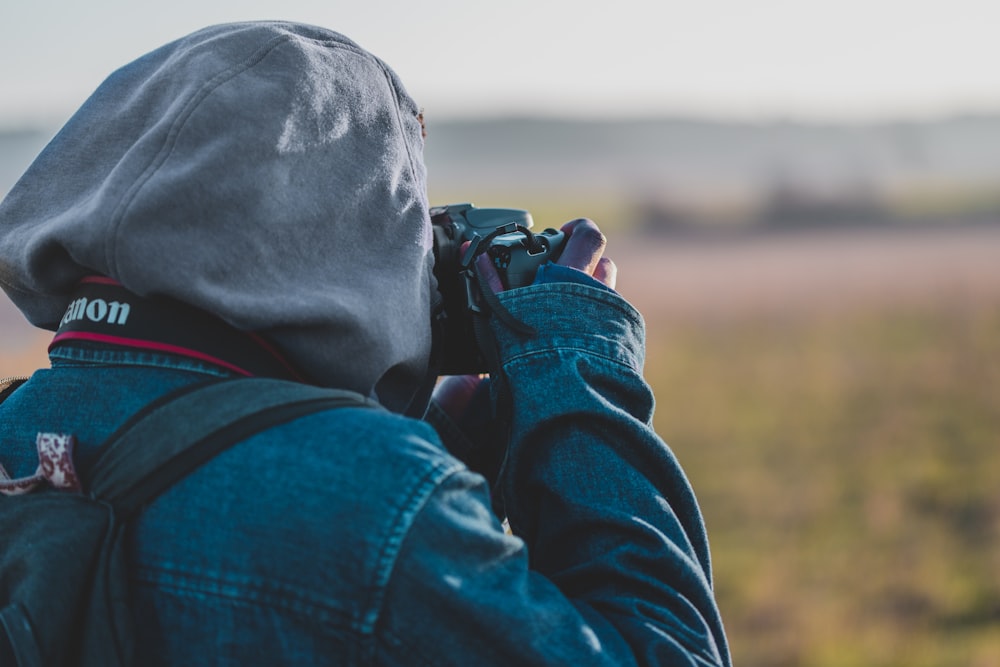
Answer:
[
  {"xmin": 431, "ymin": 217, "xmax": 618, "ymax": 483},
  {"xmin": 434, "ymin": 218, "xmax": 617, "ymax": 417},
  {"xmin": 476, "ymin": 218, "xmax": 617, "ymax": 293},
  {"xmin": 431, "ymin": 373, "xmax": 486, "ymax": 419}
]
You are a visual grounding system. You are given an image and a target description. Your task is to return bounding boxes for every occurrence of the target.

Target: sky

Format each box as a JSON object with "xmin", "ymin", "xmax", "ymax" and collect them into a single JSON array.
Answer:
[{"xmin": 2, "ymin": 0, "xmax": 1000, "ymax": 127}]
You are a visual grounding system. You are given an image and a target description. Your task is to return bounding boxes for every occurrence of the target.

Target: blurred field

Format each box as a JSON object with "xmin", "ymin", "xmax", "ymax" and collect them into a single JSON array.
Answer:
[
  {"xmin": 2, "ymin": 222, "xmax": 999, "ymax": 665},
  {"xmin": 614, "ymin": 223, "xmax": 1000, "ymax": 667},
  {"xmin": 0, "ymin": 307, "xmax": 48, "ymax": 377}
]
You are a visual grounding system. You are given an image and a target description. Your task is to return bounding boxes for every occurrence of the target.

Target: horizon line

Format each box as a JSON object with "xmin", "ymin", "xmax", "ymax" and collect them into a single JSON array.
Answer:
[{"xmin": 4, "ymin": 107, "xmax": 1000, "ymax": 135}]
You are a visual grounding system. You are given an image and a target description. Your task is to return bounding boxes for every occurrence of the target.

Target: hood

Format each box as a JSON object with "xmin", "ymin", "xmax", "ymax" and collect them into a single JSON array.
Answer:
[{"xmin": 0, "ymin": 22, "xmax": 435, "ymax": 414}]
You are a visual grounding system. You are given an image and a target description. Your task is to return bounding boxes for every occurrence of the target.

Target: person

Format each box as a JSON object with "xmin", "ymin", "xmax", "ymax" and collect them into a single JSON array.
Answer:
[{"xmin": 0, "ymin": 21, "xmax": 731, "ymax": 667}]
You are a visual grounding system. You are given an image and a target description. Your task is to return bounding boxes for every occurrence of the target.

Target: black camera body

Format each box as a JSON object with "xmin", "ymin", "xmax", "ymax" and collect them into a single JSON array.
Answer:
[{"xmin": 431, "ymin": 203, "xmax": 565, "ymax": 375}]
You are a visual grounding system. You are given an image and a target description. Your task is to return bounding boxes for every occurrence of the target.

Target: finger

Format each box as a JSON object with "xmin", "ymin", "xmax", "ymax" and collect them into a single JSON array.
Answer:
[
  {"xmin": 432, "ymin": 374, "xmax": 487, "ymax": 417},
  {"xmin": 475, "ymin": 252, "xmax": 505, "ymax": 293},
  {"xmin": 557, "ymin": 218, "xmax": 607, "ymax": 277},
  {"xmin": 592, "ymin": 257, "xmax": 618, "ymax": 290}
]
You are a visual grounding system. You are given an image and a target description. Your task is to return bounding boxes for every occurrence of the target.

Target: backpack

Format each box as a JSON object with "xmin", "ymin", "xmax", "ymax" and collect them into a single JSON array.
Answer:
[{"xmin": 0, "ymin": 376, "xmax": 376, "ymax": 667}]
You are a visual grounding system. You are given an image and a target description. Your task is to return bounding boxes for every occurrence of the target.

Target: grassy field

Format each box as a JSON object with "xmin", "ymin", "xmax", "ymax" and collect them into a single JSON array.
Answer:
[
  {"xmin": 646, "ymin": 303, "xmax": 1000, "ymax": 666},
  {"xmin": 618, "ymin": 225, "xmax": 1000, "ymax": 666},
  {"xmin": 2, "ymin": 223, "xmax": 998, "ymax": 665}
]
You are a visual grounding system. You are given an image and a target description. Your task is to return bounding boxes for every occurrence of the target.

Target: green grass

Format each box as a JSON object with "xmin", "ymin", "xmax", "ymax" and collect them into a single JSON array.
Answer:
[{"xmin": 645, "ymin": 303, "xmax": 1000, "ymax": 666}]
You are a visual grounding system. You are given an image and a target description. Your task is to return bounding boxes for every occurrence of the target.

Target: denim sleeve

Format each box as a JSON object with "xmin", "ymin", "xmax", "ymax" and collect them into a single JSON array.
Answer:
[
  {"xmin": 378, "ymin": 283, "xmax": 730, "ymax": 666},
  {"xmin": 531, "ymin": 260, "xmax": 617, "ymax": 294}
]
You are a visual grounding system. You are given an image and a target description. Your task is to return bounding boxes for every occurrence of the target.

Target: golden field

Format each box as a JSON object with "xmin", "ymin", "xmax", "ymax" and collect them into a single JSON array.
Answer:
[{"xmin": 615, "ymin": 224, "xmax": 1000, "ymax": 666}]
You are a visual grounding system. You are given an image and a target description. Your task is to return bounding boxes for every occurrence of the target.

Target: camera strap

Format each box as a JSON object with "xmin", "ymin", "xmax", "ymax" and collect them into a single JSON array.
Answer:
[
  {"xmin": 459, "ymin": 226, "xmax": 539, "ymax": 336},
  {"xmin": 461, "ymin": 258, "xmax": 543, "ymax": 519},
  {"xmin": 49, "ymin": 276, "xmax": 311, "ymax": 382}
]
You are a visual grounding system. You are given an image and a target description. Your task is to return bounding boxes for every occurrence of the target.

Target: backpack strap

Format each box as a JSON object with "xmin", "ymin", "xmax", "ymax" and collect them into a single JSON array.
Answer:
[
  {"xmin": 87, "ymin": 377, "xmax": 379, "ymax": 520},
  {"xmin": 0, "ymin": 377, "xmax": 28, "ymax": 405}
]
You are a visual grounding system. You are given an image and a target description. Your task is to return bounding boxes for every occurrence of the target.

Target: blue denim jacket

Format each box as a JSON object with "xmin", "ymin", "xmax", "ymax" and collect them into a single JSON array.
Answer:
[{"xmin": 0, "ymin": 282, "xmax": 730, "ymax": 666}]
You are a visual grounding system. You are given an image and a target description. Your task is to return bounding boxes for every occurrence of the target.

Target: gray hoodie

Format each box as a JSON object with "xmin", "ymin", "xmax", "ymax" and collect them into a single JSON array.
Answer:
[{"xmin": 0, "ymin": 22, "xmax": 435, "ymax": 414}]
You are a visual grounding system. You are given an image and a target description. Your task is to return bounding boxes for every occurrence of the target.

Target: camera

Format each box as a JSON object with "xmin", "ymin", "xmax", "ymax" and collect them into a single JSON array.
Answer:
[{"xmin": 430, "ymin": 203, "xmax": 566, "ymax": 375}]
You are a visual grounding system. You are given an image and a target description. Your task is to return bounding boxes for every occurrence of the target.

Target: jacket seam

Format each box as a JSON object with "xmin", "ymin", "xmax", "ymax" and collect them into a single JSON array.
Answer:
[
  {"xmin": 132, "ymin": 565, "xmax": 354, "ymax": 626},
  {"xmin": 106, "ymin": 33, "xmax": 293, "ymax": 277},
  {"xmin": 502, "ymin": 344, "xmax": 642, "ymax": 375},
  {"xmin": 497, "ymin": 282, "xmax": 644, "ymax": 324},
  {"xmin": 359, "ymin": 457, "xmax": 465, "ymax": 659}
]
